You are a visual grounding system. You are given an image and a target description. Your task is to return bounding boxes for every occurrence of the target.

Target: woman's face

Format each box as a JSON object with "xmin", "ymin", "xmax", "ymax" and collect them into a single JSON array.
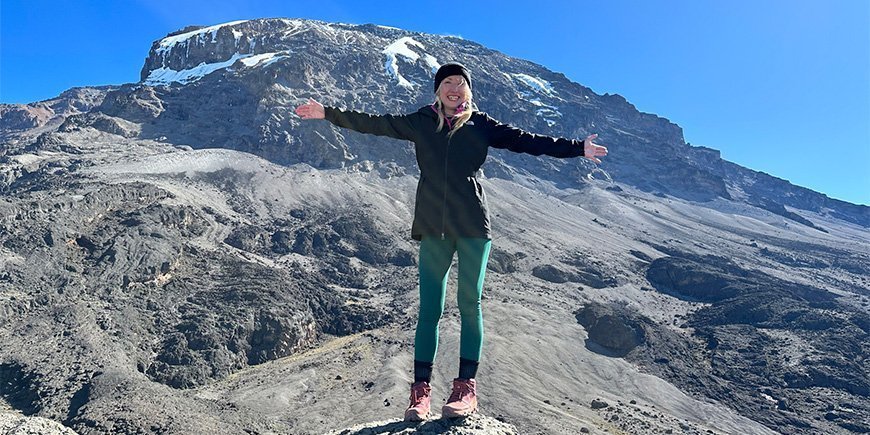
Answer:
[{"xmin": 437, "ymin": 75, "xmax": 470, "ymax": 113}]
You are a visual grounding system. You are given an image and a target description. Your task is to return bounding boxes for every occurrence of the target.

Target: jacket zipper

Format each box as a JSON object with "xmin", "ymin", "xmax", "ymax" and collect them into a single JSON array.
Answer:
[{"xmin": 441, "ymin": 133, "xmax": 452, "ymax": 240}]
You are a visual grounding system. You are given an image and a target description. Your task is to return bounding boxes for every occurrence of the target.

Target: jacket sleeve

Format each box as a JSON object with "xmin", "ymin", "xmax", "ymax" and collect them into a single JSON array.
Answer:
[
  {"xmin": 483, "ymin": 113, "xmax": 584, "ymax": 158},
  {"xmin": 324, "ymin": 107, "xmax": 417, "ymax": 142}
]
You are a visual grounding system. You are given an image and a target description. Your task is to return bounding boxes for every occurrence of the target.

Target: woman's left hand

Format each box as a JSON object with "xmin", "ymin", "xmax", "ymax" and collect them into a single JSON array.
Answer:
[
  {"xmin": 295, "ymin": 98, "xmax": 326, "ymax": 120},
  {"xmin": 583, "ymin": 134, "xmax": 608, "ymax": 164}
]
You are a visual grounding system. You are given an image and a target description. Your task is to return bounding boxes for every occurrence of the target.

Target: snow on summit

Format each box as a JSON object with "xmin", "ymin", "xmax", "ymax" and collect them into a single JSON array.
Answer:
[
  {"xmin": 155, "ymin": 20, "xmax": 249, "ymax": 57},
  {"xmin": 382, "ymin": 37, "xmax": 440, "ymax": 89}
]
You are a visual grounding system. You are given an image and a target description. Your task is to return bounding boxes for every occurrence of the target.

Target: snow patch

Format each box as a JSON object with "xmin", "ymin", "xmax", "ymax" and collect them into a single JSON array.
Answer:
[
  {"xmin": 278, "ymin": 19, "xmax": 307, "ymax": 38},
  {"xmin": 156, "ymin": 20, "xmax": 249, "ymax": 57},
  {"xmin": 145, "ymin": 50, "xmax": 290, "ymax": 85},
  {"xmin": 239, "ymin": 51, "xmax": 292, "ymax": 68},
  {"xmin": 612, "ymin": 127, "xmax": 648, "ymax": 141},
  {"xmin": 382, "ymin": 37, "xmax": 439, "ymax": 89},
  {"xmin": 239, "ymin": 53, "xmax": 277, "ymax": 67},
  {"xmin": 145, "ymin": 53, "xmax": 247, "ymax": 85},
  {"xmin": 510, "ymin": 73, "xmax": 557, "ymax": 97},
  {"xmin": 506, "ymin": 73, "xmax": 563, "ymax": 125},
  {"xmin": 422, "ymin": 54, "xmax": 440, "ymax": 72},
  {"xmin": 526, "ymin": 98, "xmax": 562, "ymax": 127},
  {"xmin": 536, "ymin": 110, "xmax": 560, "ymax": 127},
  {"xmin": 532, "ymin": 104, "xmax": 562, "ymax": 115},
  {"xmin": 278, "ymin": 18, "xmax": 303, "ymax": 26}
]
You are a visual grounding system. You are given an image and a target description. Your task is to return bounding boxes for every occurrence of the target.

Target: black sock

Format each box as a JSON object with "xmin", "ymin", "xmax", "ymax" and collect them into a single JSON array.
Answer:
[
  {"xmin": 414, "ymin": 360, "xmax": 433, "ymax": 383},
  {"xmin": 458, "ymin": 358, "xmax": 479, "ymax": 380}
]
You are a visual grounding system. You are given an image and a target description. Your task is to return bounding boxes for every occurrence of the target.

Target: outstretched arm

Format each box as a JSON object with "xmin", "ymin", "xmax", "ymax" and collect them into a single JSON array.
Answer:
[
  {"xmin": 295, "ymin": 98, "xmax": 416, "ymax": 141},
  {"xmin": 485, "ymin": 114, "xmax": 607, "ymax": 162}
]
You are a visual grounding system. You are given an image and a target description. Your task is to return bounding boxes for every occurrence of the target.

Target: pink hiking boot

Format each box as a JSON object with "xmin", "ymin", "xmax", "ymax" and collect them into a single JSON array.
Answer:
[
  {"xmin": 404, "ymin": 381, "xmax": 432, "ymax": 422},
  {"xmin": 442, "ymin": 378, "xmax": 478, "ymax": 418}
]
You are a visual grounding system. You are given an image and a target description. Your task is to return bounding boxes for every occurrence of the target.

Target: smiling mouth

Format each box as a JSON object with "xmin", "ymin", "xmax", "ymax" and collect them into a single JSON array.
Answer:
[{"xmin": 447, "ymin": 96, "xmax": 460, "ymax": 102}]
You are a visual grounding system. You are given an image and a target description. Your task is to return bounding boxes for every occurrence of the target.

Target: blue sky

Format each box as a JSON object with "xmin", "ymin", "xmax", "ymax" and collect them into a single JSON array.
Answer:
[{"xmin": 2, "ymin": 0, "xmax": 868, "ymax": 205}]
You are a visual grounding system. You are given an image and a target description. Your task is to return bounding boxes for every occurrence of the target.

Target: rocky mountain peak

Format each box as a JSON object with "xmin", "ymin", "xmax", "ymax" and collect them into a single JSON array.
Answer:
[
  {"xmin": 124, "ymin": 19, "xmax": 715, "ymax": 197},
  {"xmin": 125, "ymin": 18, "xmax": 865, "ymax": 226}
]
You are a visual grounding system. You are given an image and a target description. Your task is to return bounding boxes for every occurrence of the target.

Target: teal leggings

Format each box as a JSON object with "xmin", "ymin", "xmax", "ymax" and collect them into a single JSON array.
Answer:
[{"xmin": 415, "ymin": 237, "xmax": 492, "ymax": 363}]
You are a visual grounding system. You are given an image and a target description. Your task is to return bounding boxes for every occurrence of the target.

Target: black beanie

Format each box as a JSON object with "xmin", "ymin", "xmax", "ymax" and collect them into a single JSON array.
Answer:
[{"xmin": 434, "ymin": 62, "xmax": 472, "ymax": 93}]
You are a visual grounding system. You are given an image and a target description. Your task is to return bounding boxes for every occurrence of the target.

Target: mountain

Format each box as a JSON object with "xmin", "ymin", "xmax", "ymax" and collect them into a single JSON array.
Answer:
[
  {"xmin": 0, "ymin": 87, "xmax": 113, "ymax": 141},
  {"xmin": 0, "ymin": 18, "xmax": 867, "ymax": 435}
]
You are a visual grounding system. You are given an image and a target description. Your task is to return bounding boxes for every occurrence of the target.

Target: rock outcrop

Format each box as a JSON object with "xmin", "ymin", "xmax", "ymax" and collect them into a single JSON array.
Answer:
[
  {"xmin": 324, "ymin": 413, "xmax": 519, "ymax": 435},
  {"xmin": 0, "ymin": 411, "xmax": 80, "ymax": 435}
]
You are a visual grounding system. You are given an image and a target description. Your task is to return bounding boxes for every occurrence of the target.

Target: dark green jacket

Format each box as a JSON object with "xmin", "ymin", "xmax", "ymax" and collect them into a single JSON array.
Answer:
[{"xmin": 324, "ymin": 105, "xmax": 585, "ymax": 241}]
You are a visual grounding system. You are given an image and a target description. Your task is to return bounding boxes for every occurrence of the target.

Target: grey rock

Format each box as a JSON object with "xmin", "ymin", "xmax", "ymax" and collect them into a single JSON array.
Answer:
[
  {"xmin": 591, "ymin": 398, "xmax": 609, "ymax": 409},
  {"xmin": 575, "ymin": 303, "xmax": 645, "ymax": 356},
  {"xmin": 532, "ymin": 264, "xmax": 576, "ymax": 284}
]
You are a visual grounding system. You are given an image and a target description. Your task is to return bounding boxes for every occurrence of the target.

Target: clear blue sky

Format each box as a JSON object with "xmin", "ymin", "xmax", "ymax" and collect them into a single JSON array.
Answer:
[{"xmin": 2, "ymin": 0, "xmax": 868, "ymax": 205}]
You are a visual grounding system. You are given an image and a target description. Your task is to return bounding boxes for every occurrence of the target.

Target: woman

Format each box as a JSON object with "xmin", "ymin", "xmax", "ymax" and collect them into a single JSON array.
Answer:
[{"xmin": 295, "ymin": 62, "xmax": 607, "ymax": 421}]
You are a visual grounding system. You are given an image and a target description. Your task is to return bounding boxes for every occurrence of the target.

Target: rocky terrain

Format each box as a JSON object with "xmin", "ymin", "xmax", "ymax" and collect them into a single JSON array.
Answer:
[{"xmin": 1, "ymin": 17, "xmax": 868, "ymax": 435}]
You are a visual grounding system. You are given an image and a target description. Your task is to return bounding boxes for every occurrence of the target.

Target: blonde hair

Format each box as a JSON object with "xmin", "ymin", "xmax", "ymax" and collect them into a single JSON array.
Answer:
[{"xmin": 434, "ymin": 83, "xmax": 476, "ymax": 138}]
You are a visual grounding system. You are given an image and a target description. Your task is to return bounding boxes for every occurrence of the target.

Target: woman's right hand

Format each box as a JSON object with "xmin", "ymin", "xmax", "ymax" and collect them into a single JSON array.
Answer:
[{"xmin": 295, "ymin": 98, "xmax": 325, "ymax": 119}]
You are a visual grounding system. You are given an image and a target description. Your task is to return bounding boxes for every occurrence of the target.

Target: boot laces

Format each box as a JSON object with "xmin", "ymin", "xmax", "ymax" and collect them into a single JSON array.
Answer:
[
  {"xmin": 447, "ymin": 379, "xmax": 474, "ymax": 403},
  {"xmin": 410, "ymin": 382, "xmax": 430, "ymax": 406}
]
